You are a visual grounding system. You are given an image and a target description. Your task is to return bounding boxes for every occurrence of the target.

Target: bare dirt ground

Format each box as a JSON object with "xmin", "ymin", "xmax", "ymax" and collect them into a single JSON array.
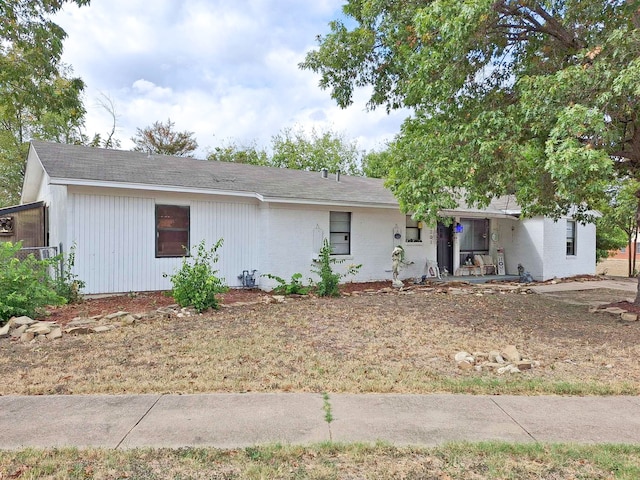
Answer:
[{"xmin": 2, "ymin": 279, "xmax": 639, "ymax": 396}]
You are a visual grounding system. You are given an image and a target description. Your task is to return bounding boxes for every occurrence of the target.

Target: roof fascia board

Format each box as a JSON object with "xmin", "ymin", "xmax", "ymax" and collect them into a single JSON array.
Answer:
[
  {"xmin": 51, "ymin": 178, "xmax": 400, "ymax": 209},
  {"xmin": 0, "ymin": 201, "xmax": 45, "ymax": 215},
  {"xmin": 439, "ymin": 209, "xmax": 520, "ymax": 219},
  {"xmin": 261, "ymin": 196, "xmax": 399, "ymax": 209},
  {"xmin": 20, "ymin": 145, "xmax": 46, "ymax": 203},
  {"xmin": 50, "ymin": 178, "xmax": 259, "ymax": 200}
]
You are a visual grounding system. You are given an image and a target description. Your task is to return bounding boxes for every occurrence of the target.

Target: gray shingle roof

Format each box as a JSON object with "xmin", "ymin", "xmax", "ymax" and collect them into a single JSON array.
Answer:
[{"xmin": 30, "ymin": 141, "xmax": 399, "ymax": 207}]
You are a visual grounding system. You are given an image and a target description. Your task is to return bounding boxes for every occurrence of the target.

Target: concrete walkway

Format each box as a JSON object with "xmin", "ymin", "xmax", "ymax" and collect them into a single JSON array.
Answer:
[
  {"xmin": 529, "ymin": 277, "xmax": 637, "ymax": 294},
  {"xmin": 1, "ymin": 393, "xmax": 640, "ymax": 450}
]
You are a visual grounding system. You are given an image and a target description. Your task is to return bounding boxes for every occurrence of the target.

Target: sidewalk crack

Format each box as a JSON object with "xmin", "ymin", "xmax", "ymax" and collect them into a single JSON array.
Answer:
[
  {"xmin": 116, "ymin": 394, "xmax": 163, "ymax": 449},
  {"xmin": 490, "ymin": 398, "xmax": 537, "ymax": 441},
  {"xmin": 322, "ymin": 392, "xmax": 333, "ymax": 442}
]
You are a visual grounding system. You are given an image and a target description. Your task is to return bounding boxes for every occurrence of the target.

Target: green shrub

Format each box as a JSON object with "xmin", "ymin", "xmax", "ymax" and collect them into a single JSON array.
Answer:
[
  {"xmin": 0, "ymin": 241, "xmax": 65, "ymax": 324},
  {"xmin": 311, "ymin": 239, "xmax": 361, "ymax": 297},
  {"xmin": 262, "ymin": 272, "xmax": 309, "ymax": 295},
  {"xmin": 165, "ymin": 239, "xmax": 228, "ymax": 312},
  {"xmin": 52, "ymin": 243, "xmax": 85, "ymax": 304}
]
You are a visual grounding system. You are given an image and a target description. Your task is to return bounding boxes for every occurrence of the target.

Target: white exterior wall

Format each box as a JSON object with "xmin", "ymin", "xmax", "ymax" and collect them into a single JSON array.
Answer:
[
  {"xmin": 258, "ymin": 204, "xmax": 435, "ymax": 290},
  {"xmin": 497, "ymin": 218, "xmax": 545, "ymax": 279},
  {"xmin": 66, "ymin": 188, "xmax": 259, "ymax": 294},
  {"xmin": 541, "ymin": 218, "xmax": 595, "ymax": 279},
  {"xmin": 493, "ymin": 216, "xmax": 595, "ymax": 280}
]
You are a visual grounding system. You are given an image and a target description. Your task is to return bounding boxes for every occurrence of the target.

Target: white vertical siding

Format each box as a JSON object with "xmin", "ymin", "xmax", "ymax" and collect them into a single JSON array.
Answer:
[
  {"xmin": 69, "ymin": 192, "xmax": 259, "ymax": 294},
  {"xmin": 191, "ymin": 199, "xmax": 259, "ymax": 288},
  {"xmin": 71, "ymin": 193, "xmax": 156, "ymax": 293}
]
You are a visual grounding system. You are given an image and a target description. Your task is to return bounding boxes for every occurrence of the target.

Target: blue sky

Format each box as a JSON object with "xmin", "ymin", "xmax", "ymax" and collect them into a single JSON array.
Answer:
[{"xmin": 54, "ymin": 0, "xmax": 408, "ymax": 157}]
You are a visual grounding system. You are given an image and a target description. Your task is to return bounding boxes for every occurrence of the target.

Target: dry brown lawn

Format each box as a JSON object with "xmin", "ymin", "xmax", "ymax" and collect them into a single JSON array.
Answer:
[{"xmin": 1, "ymin": 283, "xmax": 638, "ymax": 396}]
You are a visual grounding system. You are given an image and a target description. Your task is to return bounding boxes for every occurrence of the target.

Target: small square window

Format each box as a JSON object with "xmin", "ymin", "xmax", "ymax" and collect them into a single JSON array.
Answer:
[
  {"xmin": 406, "ymin": 215, "xmax": 421, "ymax": 242},
  {"xmin": 156, "ymin": 205, "xmax": 190, "ymax": 257}
]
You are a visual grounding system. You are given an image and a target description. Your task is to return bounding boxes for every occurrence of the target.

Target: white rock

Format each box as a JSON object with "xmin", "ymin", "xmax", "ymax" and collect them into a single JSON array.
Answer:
[{"xmin": 454, "ymin": 351, "xmax": 472, "ymax": 362}]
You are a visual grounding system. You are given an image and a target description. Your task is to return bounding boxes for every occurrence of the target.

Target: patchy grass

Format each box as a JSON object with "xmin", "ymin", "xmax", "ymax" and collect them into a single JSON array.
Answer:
[
  {"xmin": 1, "ymin": 290, "xmax": 639, "ymax": 396},
  {"xmin": 1, "ymin": 443, "xmax": 639, "ymax": 479}
]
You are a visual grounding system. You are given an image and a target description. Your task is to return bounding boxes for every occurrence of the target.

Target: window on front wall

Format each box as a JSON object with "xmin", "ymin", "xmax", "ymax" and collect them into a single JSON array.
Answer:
[
  {"xmin": 330, "ymin": 211, "xmax": 351, "ymax": 255},
  {"xmin": 156, "ymin": 205, "xmax": 190, "ymax": 257},
  {"xmin": 406, "ymin": 215, "xmax": 421, "ymax": 242},
  {"xmin": 459, "ymin": 218, "xmax": 489, "ymax": 252},
  {"xmin": 566, "ymin": 220, "xmax": 576, "ymax": 256}
]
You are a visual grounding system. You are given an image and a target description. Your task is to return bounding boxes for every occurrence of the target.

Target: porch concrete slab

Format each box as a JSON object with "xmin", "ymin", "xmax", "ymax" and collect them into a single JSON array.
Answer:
[
  {"xmin": 120, "ymin": 393, "xmax": 328, "ymax": 449},
  {"xmin": 493, "ymin": 396, "xmax": 640, "ymax": 444},
  {"xmin": 0, "ymin": 394, "xmax": 160, "ymax": 449},
  {"xmin": 328, "ymin": 394, "xmax": 533, "ymax": 446},
  {"xmin": 530, "ymin": 279, "xmax": 636, "ymax": 294}
]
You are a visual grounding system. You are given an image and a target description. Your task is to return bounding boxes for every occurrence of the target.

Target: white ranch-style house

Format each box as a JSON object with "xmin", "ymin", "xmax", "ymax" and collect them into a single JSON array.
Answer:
[{"xmin": 14, "ymin": 141, "xmax": 596, "ymax": 294}]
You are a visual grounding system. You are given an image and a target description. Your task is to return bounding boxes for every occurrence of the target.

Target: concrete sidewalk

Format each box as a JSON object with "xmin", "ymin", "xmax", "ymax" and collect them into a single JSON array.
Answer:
[{"xmin": 1, "ymin": 393, "xmax": 639, "ymax": 450}]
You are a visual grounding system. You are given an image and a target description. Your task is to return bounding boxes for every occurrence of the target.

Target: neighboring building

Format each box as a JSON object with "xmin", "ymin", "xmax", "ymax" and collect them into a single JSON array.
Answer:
[
  {"xmin": 596, "ymin": 243, "xmax": 638, "ymax": 277},
  {"xmin": 17, "ymin": 141, "xmax": 597, "ymax": 294}
]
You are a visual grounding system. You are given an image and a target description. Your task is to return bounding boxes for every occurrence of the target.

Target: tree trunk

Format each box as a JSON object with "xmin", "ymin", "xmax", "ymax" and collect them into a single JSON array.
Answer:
[
  {"xmin": 634, "ymin": 196, "xmax": 640, "ymax": 304},
  {"xmin": 634, "ymin": 230, "xmax": 638, "ymax": 276},
  {"xmin": 628, "ymin": 234, "xmax": 633, "ymax": 277}
]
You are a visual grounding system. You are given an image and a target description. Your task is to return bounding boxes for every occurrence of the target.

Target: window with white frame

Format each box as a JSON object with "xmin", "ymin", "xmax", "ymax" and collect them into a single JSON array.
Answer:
[
  {"xmin": 566, "ymin": 220, "xmax": 576, "ymax": 256},
  {"xmin": 156, "ymin": 205, "xmax": 190, "ymax": 257},
  {"xmin": 330, "ymin": 211, "xmax": 351, "ymax": 255},
  {"xmin": 406, "ymin": 215, "xmax": 421, "ymax": 242}
]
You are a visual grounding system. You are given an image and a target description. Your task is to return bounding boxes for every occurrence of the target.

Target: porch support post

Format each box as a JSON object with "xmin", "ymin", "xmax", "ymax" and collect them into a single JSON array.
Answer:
[{"xmin": 453, "ymin": 216, "xmax": 461, "ymax": 274}]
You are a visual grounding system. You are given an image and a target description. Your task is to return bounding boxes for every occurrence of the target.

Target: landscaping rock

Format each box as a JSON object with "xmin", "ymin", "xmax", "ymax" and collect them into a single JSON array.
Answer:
[
  {"xmin": 92, "ymin": 325, "xmax": 114, "ymax": 333},
  {"xmin": 65, "ymin": 326, "xmax": 93, "ymax": 335},
  {"xmin": 502, "ymin": 345, "xmax": 522, "ymax": 362},
  {"xmin": 11, "ymin": 325, "xmax": 28, "ymax": 338},
  {"xmin": 604, "ymin": 307, "xmax": 627, "ymax": 315},
  {"xmin": 515, "ymin": 360, "xmax": 533, "ymax": 370},
  {"xmin": 454, "ymin": 351, "xmax": 473, "ymax": 363},
  {"xmin": 0, "ymin": 322, "xmax": 11, "ymax": 338},
  {"xmin": 12, "ymin": 316, "xmax": 36, "ymax": 326},
  {"xmin": 488, "ymin": 351, "xmax": 505, "ymax": 363},
  {"xmin": 457, "ymin": 360, "xmax": 474, "ymax": 370},
  {"xmin": 47, "ymin": 328, "xmax": 63, "ymax": 340},
  {"xmin": 20, "ymin": 332, "xmax": 35, "ymax": 342},
  {"xmin": 26, "ymin": 324, "xmax": 52, "ymax": 335}
]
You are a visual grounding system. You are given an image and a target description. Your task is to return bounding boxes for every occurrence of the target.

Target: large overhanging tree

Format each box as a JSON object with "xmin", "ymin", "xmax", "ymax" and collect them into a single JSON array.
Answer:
[
  {"xmin": 302, "ymin": 0, "xmax": 640, "ymax": 295},
  {"xmin": 0, "ymin": 0, "xmax": 90, "ymax": 207}
]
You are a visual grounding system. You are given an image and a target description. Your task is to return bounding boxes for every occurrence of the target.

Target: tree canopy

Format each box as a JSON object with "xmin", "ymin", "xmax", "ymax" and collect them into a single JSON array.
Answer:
[
  {"xmin": 131, "ymin": 118, "xmax": 198, "ymax": 157},
  {"xmin": 208, "ymin": 127, "xmax": 365, "ymax": 176},
  {"xmin": 270, "ymin": 126, "xmax": 362, "ymax": 175},
  {"xmin": 206, "ymin": 140, "xmax": 269, "ymax": 165},
  {"xmin": 301, "ymin": 0, "xmax": 640, "ymax": 224},
  {"xmin": 0, "ymin": 0, "xmax": 90, "ymax": 207}
]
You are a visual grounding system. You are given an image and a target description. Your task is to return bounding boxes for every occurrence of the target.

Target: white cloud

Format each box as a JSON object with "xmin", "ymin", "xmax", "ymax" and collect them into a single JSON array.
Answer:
[{"xmin": 55, "ymin": 0, "xmax": 406, "ymax": 158}]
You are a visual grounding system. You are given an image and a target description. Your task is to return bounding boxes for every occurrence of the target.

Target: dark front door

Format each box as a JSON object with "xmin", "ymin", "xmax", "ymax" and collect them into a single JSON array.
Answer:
[{"xmin": 437, "ymin": 222, "xmax": 453, "ymax": 274}]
